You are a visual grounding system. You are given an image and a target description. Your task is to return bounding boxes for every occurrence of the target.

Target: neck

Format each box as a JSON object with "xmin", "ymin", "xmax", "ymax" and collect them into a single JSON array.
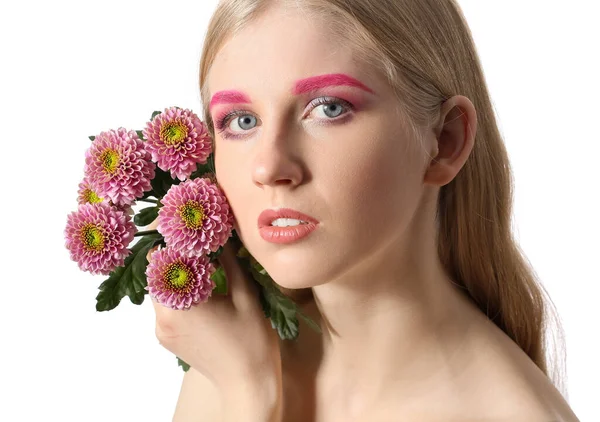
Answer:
[{"xmin": 279, "ymin": 202, "xmax": 488, "ymax": 413}]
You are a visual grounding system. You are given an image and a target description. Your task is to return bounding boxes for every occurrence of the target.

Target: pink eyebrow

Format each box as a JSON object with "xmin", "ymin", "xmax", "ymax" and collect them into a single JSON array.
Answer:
[
  {"xmin": 209, "ymin": 73, "xmax": 374, "ymax": 111},
  {"xmin": 292, "ymin": 73, "xmax": 374, "ymax": 95},
  {"xmin": 209, "ymin": 90, "xmax": 252, "ymax": 110}
]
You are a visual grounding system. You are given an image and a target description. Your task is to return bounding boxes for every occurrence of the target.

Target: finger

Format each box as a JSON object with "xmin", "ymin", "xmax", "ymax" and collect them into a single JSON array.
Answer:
[
  {"xmin": 150, "ymin": 295, "xmax": 186, "ymax": 351},
  {"xmin": 146, "ymin": 245, "xmax": 159, "ymax": 262},
  {"xmin": 147, "ymin": 217, "xmax": 159, "ymax": 231},
  {"xmin": 150, "ymin": 294, "xmax": 175, "ymax": 320},
  {"xmin": 150, "ymin": 294, "xmax": 164, "ymax": 316},
  {"xmin": 150, "ymin": 294, "xmax": 195, "ymax": 332}
]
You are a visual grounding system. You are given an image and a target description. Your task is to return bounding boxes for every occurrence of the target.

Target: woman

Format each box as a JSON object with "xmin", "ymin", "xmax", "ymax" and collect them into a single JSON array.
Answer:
[{"xmin": 149, "ymin": 0, "xmax": 579, "ymax": 420}]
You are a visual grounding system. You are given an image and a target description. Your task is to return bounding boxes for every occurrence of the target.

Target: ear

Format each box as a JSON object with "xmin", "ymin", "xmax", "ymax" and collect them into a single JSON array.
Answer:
[{"xmin": 423, "ymin": 95, "xmax": 477, "ymax": 187}]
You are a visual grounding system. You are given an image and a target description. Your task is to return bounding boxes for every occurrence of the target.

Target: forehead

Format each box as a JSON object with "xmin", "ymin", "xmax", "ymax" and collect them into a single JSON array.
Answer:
[{"xmin": 207, "ymin": 6, "xmax": 381, "ymax": 96}]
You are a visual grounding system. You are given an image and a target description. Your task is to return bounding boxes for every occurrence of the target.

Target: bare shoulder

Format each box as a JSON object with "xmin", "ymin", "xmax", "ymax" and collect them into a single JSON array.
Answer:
[
  {"xmin": 452, "ymin": 318, "xmax": 580, "ymax": 422},
  {"xmin": 172, "ymin": 367, "xmax": 222, "ymax": 422},
  {"xmin": 373, "ymin": 318, "xmax": 581, "ymax": 422}
]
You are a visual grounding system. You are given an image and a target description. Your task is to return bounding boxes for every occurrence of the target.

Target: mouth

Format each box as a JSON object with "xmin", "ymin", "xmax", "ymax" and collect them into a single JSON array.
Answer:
[
  {"xmin": 257, "ymin": 208, "xmax": 319, "ymax": 229},
  {"xmin": 257, "ymin": 208, "xmax": 319, "ymax": 244}
]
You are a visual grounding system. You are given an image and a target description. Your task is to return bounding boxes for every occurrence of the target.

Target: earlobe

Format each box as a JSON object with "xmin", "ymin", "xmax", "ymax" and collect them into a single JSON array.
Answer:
[{"xmin": 423, "ymin": 95, "xmax": 477, "ymax": 187}]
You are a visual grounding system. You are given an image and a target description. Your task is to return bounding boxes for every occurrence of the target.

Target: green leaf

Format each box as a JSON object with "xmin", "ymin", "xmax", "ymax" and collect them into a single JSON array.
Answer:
[
  {"xmin": 140, "ymin": 166, "xmax": 177, "ymax": 200},
  {"xmin": 140, "ymin": 190, "xmax": 156, "ymax": 201},
  {"xmin": 134, "ymin": 206, "xmax": 160, "ymax": 226},
  {"xmin": 260, "ymin": 280, "xmax": 299, "ymax": 340},
  {"xmin": 237, "ymin": 250, "xmax": 321, "ymax": 339},
  {"xmin": 296, "ymin": 307, "xmax": 322, "ymax": 335},
  {"xmin": 136, "ymin": 130, "xmax": 144, "ymax": 140},
  {"xmin": 152, "ymin": 167, "xmax": 177, "ymax": 198},
  {"xmin": 189, "ymin": 162, "xmax": 214, "ymax": 180},
  {"xmin": 95, "ymin": 233, "xmax": 162, "ymax": 311},
  {"xmin": 239, "ymin": 258, "xmax": 299, "ymax": 340},
  {"xmin": 189, "ymin": 153, "xmax": 217, "ymax": 180},
  {"xmin": 206, "ymin": 245, "xmax": 223, "ymax": 261},
  {"xmin": 177, "ymin": 357, "xmax": 190, "ymax": 372},
  {"xmin": 225, "ymin": 237, "xmax": 321, "ymax": 340},
  {"xmin": 258, "ymin": 285, "xmax": 271, "ymax": 319},
  {"xmin": 89, "ymin": 136, "xmax": 95, "ymax": 141},
  {"xmin": 210, "ymin": 266, "xmax": 228, "ymax": 295},
  {"xmin": 207, "ymin": 153, "xmax": 216, "ymax": 174},
  {"xmin": 230, "ymin": 229, "xmax": 240, "ymax": 245},
  {"xmin": 141, "ymin": 167, "xmax": 178, "ymax": 200},
  {"xmin": 151, "ymin": 110, "xmax": 161, "ymax": 120},
  {"xmin": 236, "ymin": 243, "xmax": 250, "ymax": 259}
]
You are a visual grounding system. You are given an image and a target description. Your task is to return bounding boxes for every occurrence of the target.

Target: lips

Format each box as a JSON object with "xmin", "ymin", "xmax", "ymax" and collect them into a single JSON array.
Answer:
[
  {"xmin": 257, "ymin": 208, "xmax": 320, "ymax": 244},
  {"xmin": 257, "ymin": 208, "xmax": 319, "ymax": 228}
]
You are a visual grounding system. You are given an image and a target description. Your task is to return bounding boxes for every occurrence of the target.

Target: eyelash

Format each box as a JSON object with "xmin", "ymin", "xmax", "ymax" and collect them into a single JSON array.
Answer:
[{"xmin": 215, "ymin": 96, "xmax": 354, "ymax": 140}]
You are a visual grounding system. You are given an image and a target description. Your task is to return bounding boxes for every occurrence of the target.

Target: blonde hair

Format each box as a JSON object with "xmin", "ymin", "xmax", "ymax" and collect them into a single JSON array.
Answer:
[{"xmin": 198, "ymin": 0, "xmax": 567, "ymax": 397}]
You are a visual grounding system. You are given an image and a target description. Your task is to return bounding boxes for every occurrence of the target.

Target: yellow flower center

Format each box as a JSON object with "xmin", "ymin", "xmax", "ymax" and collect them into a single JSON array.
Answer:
[
  {"xmin": 82, "ymin": 188, "xmax": 103, "ymax": 204},
  {"xmin": 160, "ymin": 120, "xmax": 188, "ymax": 146},
  {"xmin": 164, "ymin": 261, "xmax": 194, "ymax": 291},
  {"xmin": 177, "ymin": 200, "xmax": 205, "ymax": 230},
  {"xmin": 100, "ymin": 149, "xmax": 120, "ymax": 174},
  {"xmin": 80, "ymin": 224, "xmax": 105, "ymax": 252}
]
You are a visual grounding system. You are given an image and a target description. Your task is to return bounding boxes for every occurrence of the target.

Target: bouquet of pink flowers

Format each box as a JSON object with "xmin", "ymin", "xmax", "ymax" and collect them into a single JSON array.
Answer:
[{"xmin": 64, "ymin": 106, "xmax": 320, "ymax": 371}]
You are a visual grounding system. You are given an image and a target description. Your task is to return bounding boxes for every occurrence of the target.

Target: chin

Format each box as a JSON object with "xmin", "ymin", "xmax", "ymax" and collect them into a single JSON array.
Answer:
[
  {"xmin": 266, "ymin": 265, "xmax": 317, "ymax": 289},
  {"xmin": 261, "ymin": 254, "xmax": 338, "ymax": 291},
  {"xmin": 239, "ymin": 230, "xmax": 345, "ymax": 289}
]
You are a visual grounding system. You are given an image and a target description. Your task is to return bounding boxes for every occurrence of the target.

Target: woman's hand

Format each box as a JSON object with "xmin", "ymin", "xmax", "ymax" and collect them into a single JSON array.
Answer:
[{"xmin": 145, "ymin": 219, "xmax": 283, "ymax": 420}]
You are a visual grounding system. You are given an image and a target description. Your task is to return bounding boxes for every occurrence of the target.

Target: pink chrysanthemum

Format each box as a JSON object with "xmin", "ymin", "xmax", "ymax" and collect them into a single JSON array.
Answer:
[
  {"xmin": 84, "ymin": 128, "xmax": 156, "ymax": 207},
  {"xmin": 158, "ymin": 177, "xmax": 234, "ymax": 256},
  {"xmin": 77, "ymin": 177, "xmax": 105, "ymax": 205},
  {"xmin": 76, "ymin": 177, "xmax": 134, "ymax": 216},
  {"xmin": 146, "ymin": 246, "xmax": 216, "ymax": 310},
  {"xmin": 77, "ymin": 177, "xmax": 134, "ymax": 218},
  {"xmin": 64, "ymin": 202, "xmax": 137, "ymax": 275},
  {"xmin": 142, "ymin": 107, "xmax": 212, "ymax": 181}
]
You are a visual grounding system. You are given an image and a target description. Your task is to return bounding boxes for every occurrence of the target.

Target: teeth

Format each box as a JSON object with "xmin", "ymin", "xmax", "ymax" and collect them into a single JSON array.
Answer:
[{"xmin": 270, "ymin": 218, "xmax": 308, "ymax": 227}]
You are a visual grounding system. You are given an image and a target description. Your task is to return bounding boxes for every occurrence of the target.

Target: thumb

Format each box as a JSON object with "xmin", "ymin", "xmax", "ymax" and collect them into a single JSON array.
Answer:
[{"xmin": 146, "ymin": 244, "xmax": 159, "ymax": 262}]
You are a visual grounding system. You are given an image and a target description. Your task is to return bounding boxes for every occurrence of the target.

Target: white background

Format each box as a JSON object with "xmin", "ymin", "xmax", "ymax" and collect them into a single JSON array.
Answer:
[{"xmin": 1, "ymin": 0, "xmax": 597, "ymax": 420}]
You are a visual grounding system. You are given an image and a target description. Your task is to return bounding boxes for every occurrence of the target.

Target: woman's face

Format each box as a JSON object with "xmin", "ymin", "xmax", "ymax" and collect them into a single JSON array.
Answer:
[{"xmin": 207, "ymin": 6, "xmax": 431, "ymax": 289}]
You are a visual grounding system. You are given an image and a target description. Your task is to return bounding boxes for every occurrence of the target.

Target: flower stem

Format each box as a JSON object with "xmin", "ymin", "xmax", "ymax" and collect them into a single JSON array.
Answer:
[
  {"xmin": 138, "ymin": 198, "xmax": 159, "ymax": 204},
  {"xmin": 134, "ymin": 229, "xmax": 159, "ymax": 237}
]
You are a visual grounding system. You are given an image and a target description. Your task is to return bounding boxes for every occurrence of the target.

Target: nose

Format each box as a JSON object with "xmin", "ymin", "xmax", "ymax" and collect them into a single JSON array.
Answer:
[{"xmin": 251, "ymin": 126, "xmax": 305, "ymax": 189}]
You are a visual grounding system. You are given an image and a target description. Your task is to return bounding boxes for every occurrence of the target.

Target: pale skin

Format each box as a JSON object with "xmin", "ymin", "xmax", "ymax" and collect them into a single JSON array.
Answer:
[{"xmin": 150, "ymin": 4, "xmax": 579, "ymax": 422}]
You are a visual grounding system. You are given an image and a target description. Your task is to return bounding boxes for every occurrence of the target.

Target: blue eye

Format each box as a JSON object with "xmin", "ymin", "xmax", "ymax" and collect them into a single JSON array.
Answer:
[
  {"xmin": 214, "ymin": 111, "xmax": 256, "ymax": 138},
  {"xmin": 310, "ymin": 100, "xmax": 345, "ymax": 119},
  {"xmin": 216, "ymin": 97, "xmax": 353, "ymax": 140},
  {"xmin": 232, "ymin": 114, "xmax": 257, "ymax": 131},
  {"xmin": 217, "ymin": 111, "xmax": 257, "ymax": 134}
]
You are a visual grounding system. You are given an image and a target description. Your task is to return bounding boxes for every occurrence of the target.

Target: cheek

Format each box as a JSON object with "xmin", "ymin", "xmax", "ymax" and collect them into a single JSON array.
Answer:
[
  {"xmin": 326, "ymin": 131, "xmax": 424, "ymax": 234},
  {"xmin": 214, "ymin": 150, "xmax": 247, "ymax": 230},
  {"xmin": 219, "ymin": 180, "xmax": 252, "ymax": 243}
]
